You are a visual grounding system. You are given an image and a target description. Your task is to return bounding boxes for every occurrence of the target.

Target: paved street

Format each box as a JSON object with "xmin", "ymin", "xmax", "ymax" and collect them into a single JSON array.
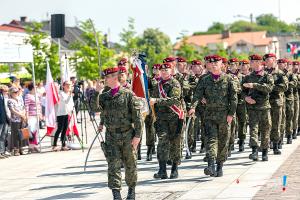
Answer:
[{"xmin": 1, "ymin": 117, "xmax": 300, "ymax": 200}]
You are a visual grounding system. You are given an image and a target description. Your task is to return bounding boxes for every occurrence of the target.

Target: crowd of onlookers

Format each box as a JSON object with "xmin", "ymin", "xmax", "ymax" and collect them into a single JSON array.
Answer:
[{"xmin": 0, "ymin": 76, "xmax": 102, "ymax": 159}]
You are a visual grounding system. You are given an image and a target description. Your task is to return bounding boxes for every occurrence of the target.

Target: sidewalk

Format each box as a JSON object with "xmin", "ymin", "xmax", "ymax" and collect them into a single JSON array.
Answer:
[{"xmin": 0, "ymin": 119, "xmax": 300, "ymax": 200}]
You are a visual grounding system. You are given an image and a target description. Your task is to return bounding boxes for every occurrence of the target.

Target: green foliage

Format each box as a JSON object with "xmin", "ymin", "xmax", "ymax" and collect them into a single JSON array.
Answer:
[
  {"xmin": 25, "ymin": 22, "xmax": 60, "ymax": 81},
  {"xmin": 137, "ymin": 28, "xmax": 173, "ymax": 67},
  {"xmin": 70, "ymin": 20, "xmax": 116, "ymax": 80},
  {"xmin": 256, "ymin": 14, "xmax": 297, "ymax": 33}
]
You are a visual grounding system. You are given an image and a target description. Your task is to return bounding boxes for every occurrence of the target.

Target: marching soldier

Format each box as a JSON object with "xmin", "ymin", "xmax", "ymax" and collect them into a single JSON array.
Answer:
[
  {"xmin": 145, "ymin": 64, "xmax": 161, "ymax": 161},
  {"xmin": 264, "ymin": 53, "xmax": 288, "ymax": 155},
  {"xmin": 282, "ymin": 60, "xmax": 297, "ymax": 144},
  {"xmin": 226, "ymin": 58, "xmax": 241, "ymax": 156},
  {"xmin": 236, "ymin": 60, "xmax": 250, "ymax": 151},
  {"xmin": 119, "ymin": 66, "xmax": 131, "ymax": 89},
  {"xmin": 292, "ymin": 61, "xmax": 299, "ymax": 139},
  {"xmin": 242, "ymin": 54, "xmax": 274, "ymax": 162},
  {"xmin": 189, "ymin": 55, "xmax": 238, "ymax": 177},
  {"xmin": 189, "ymin": 60, "xmax": 204, "ymax": 153},
  {"xmin": 150, "ymin": 62, "xmax": 184, "ymax": 179},
  {"xmin": 90, "ymin": 66, "xmax": 143, "ymax": 200}
]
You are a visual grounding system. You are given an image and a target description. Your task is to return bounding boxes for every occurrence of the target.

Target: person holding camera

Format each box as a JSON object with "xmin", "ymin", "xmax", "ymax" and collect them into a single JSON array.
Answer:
[{"xmin": 52, "ymin": 81, "xmax": 74, "ymax": 151}]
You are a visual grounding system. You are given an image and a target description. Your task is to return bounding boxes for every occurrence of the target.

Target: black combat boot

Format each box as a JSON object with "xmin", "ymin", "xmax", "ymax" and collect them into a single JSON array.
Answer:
[
  {"xmin": 146, "ymin": 146, "xmax": 152, "ymax": 161},
  {"xmin": 238, "ymin": 140, "xmax": 245, "ymax": 152},
  {"xmin": 292, "ymin": 129, "xmax": 297, "ymax": 139},
  {"xmin": 152, "ymin": 145, "xmax": 156, "ymax": 154},
  {"xmin": 204, "ymin": 158, "xmax": 216, "ymax": 177},
  {"xmin": 112, "ymin": 189, "xmax": 122, "ymax": 200},
  {"xmin": 228, "ymin": 145, "xmax": 232, "ymax": 158},
  {"xmin": 262, "ymin": 149, "xmax": 268, "ymax": 161},
  {"xmin": 203, "ymin": 153, "xmax": 209, "ymax": 162},
  {"xmin": 278, "ymin": 140, "xmax": 283, "ymax": 149},
  {"xmin": 126, "ymin": 187, "xmax": 135, "ymax": 200},
  {"xmin": 167, "ymin": 160, "xmax": 172, "ymax": 165},
  {"xmin": 154, "ymin": 161, "xmax": 168, "ymax": 179},
  {"xmin": 249, "ymin": 147, "xmax": 258, "ymax": 161},
  {"xmin": 137, "ymin": 143, "xmax": 141, "ymax": 160},
  {"xmin": 199, "ymin": 143, "xmax": 205, "ymax": 153},
  {"xmin": 273, "ymin": 142, "xmax": 281, "ymax": 155},
  {"xmin": 185, "ymin": 149, "xmax": 192, "ymax": 159},
  {"xmin": 298, "ymin": 127, "xmax": 300, "ymax": 136},
  {"xmin": 287, "ymin": 135, "xmax": 292, "ymax": 144},
  {"xmin": 216, "ymin": 162, "xmax": 223, "ymax": 177},
  {"xmin": 169, "ymin": 162, "xmax": 178, "ymax": 179}
]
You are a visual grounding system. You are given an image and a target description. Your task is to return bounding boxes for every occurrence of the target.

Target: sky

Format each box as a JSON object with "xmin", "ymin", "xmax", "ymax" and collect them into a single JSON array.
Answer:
[{"xmin": 1, "ymin": 0, "xmax": 300, "ymax": 43}]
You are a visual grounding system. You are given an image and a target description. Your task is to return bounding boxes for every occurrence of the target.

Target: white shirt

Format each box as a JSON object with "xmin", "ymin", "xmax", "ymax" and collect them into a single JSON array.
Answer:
[{"xmin": 55, "ymin": 90, "xmax": 74, "ymax": 116}]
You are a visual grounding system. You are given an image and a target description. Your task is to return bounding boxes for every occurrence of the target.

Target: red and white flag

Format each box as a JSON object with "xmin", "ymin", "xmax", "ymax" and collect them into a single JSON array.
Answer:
[
  {"xmin": 45, "ymin": 62, "xmax": 60, "ymax": 136},
  {"xmin": 66, "ymin": 111, "xmax": 79, "ymax": 137}
]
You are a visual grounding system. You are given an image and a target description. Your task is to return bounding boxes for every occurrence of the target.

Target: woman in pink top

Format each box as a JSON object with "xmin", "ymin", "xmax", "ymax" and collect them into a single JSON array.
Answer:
[{"xmin": 25, "ymin": 82, "xmax": 41, "ymax": 153}]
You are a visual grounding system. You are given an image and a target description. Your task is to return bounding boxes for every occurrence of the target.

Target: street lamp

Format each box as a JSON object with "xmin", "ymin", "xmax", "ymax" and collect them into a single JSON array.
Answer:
[{"xmin": 234, "ymin": 13, "xmax": 254, "ymax": 23}]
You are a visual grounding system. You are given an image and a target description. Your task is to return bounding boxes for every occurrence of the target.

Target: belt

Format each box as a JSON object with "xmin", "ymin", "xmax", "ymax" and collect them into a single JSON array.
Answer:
[{"xmin": 107, "ymin": 126, "xmax": 132, "ymax": 133}]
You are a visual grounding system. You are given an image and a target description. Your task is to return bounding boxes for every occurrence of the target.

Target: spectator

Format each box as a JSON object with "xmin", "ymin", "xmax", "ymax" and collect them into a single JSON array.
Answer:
[
  {"xmin": 36, "ymin": 82, "xmax": 46, "ymax": 97},
  {"xmin": 52, "ymin": 81, "xmax": 74, "ymax": 151},
  {"xmin": 0, "ymin": 85, "xmax": 11, "ymax": 159},
  {"xmin": 7, "ymin": 87, "xmax": 27, "ymax": 156},
  {"xmin": 25, "ymin": 83, "xmax": 41, "ymax": 153},
  {"xmin": 85, "ymin": 80, "xmax": 96, "ymax": 120},
  {"xmin": 70, "ymin": 77, "xmax": 81, "ymax": 121}
]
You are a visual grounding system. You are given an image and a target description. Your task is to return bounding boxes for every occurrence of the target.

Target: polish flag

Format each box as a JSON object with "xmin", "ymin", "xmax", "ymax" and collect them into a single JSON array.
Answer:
[{"xmin": 45, "ymin": 62, "xmax": 60, "ymax": 136}]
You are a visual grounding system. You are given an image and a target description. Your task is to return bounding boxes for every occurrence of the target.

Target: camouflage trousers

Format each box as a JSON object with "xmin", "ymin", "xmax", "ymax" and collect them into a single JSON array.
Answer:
[
  {"xmin": 156, "ymin": 118, "xmax": 182, "ymax": 164},
  {"xmin": 236, "ymin": 103, "xmax": 247, "ymax": 141},
  {"xmin": 104, "ymin": 129, "xmax": 137, "ymax": 190},
  {"xmin": 205, "ymin": 112, "xmax": 230, "ymax": 163},
  {"xmin": 270, "ymin": 105, "xmax": 282, "ymax": 143},
  {"xmin": 293, "ymin": 98, "xmax": 299, "ymax": 130},
  {"xmin": 280, "ymin": 99, "xmax": 286, "ymax": 136},
  {"xmin": 187, "ymin": 116, "xmax": 195, "ymax": 148},
  {"xmin": 248, "ymin": 109, "xmax": 271, "ymax": 149},
  {"xmin": 229, "ymin": 114, "xmax": 237, "ymax": 146},
  {"xmin": 197, "ymin": 108, "xmax": 207, "ymax": 151},
  {"xmin": 285, "ymin": 99, "xmax": 294, "ymax": 136},
  {"xmin": 145, "ymin": 114, "xmax": 156, "ymax": 147}
]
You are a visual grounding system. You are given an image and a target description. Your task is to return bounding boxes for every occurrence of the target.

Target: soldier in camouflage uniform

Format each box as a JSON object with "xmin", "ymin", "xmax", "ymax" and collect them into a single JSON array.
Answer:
[
  {"xmin": 292, "ymin": 61, "xmax": 300, "ymax": 139},
  {"xmin": 150, "ymin": 62, "xmax": 184, "ymax": 179},
  {"xmin": 145, "ymin": 64, "xmax": 161, "ymax": 161},
  {"xmin": 226, "ymin": 58, "xmax": 241, "ymax": 157},
  {"xmin": 188, "ymin": 60, "xmax": 204, "ymax": 153},
  {"xmin": 189, "ymin": 55, "xmax": 238, "ymax": 177},
  {"xmin": 236, "ymin": 60, "xmax": 250, "ymax": 152},
  {"xmin": 119, "ymin": 66, "xmax": 131, "ymax": 90},
  {"xmin": 282, "ymin": 60, "xmax": 297, "ymax": 144},
  {"xmin": 264, "ymin": 54, "xmax": 288, "ymax": 155},
  {"xmin": 90, "ymin": 66, "xmax": 143, "ymax": 200},
  {"xmin": 242, "ymin": 54, "xmax": 274, "ymax": 162}
]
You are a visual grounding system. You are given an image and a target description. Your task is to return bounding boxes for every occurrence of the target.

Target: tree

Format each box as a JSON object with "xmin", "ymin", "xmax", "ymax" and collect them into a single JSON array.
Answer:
[
  {"xmin": 70, "ymin": 20, "xmax": 115, "ymax": 80},
  {"xmin": 137, "ymin": 28, "xmax": 172, "ymax": 68},
  {"xmin": 25, "ymin": 22, "xmax": 60, "ymax": 81},
  {"xmin": 256, "ymin": 14, "xmax": 297, "ymax": 33},
  {"xmin": 118, "ymin": 17, "xmax": 138, "ymax": 54},
  {"xmin": 230, "ymin": 20, "xmax": 264, "ymax": 32}
]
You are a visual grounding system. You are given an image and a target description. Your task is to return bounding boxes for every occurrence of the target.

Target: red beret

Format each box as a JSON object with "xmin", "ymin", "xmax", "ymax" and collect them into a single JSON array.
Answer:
[
  {"xmin": 160, "ymin": 63, "xmax": 172, "ymax": 70},
  {"xmin": 249, "ymin": 54, "xmax": 262, "ymax": 61},
  {"xmin": 176, "ymin": 57, "xmax": 186, "ymax": 63},
  {"xmin": 239, "ymin": 60, "xmax": 249, "ymax": 65},
  {"xmin": 293, "ymin": 61, "xmax": 300, "ymax": 65},
  {"xmin": 102, "ymin": 66, "xmax": 119, "ymax": 76},
  {"xmin": 207, "ymin": 55, "xmax": 222, "ymax": 63},
  {"xmin": 118, "ymin": 66, "xmax": 127, "ymax": 73},
  {"xmin": 229, "ymin": 58, "xmax": 239, "ymax": 64},
  {"xmin": 163, "ymin": 57, "xmax": 176, "ymax": 63},
  {"xmin": 191, "ymin": 60, "xmax": 202, "ymax": 65},
  {"xmin": 153, "ymin": 64, "xmax": 162, "ymax": 69},
  {"xmin": 277, "ymin": 58, "xmax": 288, "ymax": 64},
  {"xmin": 288, "ymin": 60, "xmax": 293, "ymax": 65},
  {"xmin": 222, "ymin": 57, "xmax": 228, "ymax": 64},
  {"xmin": 263, "ymin": 53, "xmax": 276, "ymax": 61},
  {"xmin": 204, "ymin": 55, "xmax": 212, "ymax": 61},
  {"xmin": 118, "ymin": 58, "xmax": 128, "ymax": 66}
]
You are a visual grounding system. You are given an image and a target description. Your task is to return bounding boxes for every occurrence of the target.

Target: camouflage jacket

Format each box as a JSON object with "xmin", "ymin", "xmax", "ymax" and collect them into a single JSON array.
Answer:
[
  {"xmin": 227, "ymin": 72, "xmax": 243, "ymax": 105},
  {"xmin": 191, "ymin": 73, "xmax": 238, "ymax": 117},
  {"xmin": 268, "ymin": 69, "xmax": 288, "ymax": 106},
  {"xmin": 174, "ymin": 73, "xmax": 191, "ymax": 105},
  {"xmin": 293, "ymin": 73, "xmax": 299, "ymax": 101},
  {"xmin": 241, "ymin": 71, "xmax": 274, "ymax": 110},
  {"xmin": 90, "ymin": 87, "xmax": 143, "ymax": 137},
  {"xmin": 152, "ymin": 77, "xmax": 182, "ymax": 119},
  {"xmin": 283, "ymin": 71, "xmax": 297, "ymax": 101}
]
